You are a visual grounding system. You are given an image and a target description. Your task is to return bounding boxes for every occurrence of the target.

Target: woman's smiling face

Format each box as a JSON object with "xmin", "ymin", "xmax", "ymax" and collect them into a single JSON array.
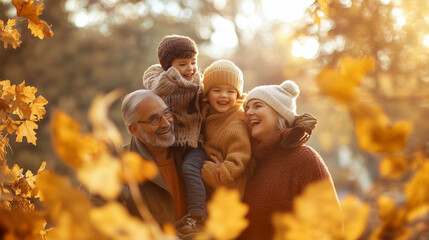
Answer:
[{"xmin": 244, "ymin": 99, "xmax": 280, "ymax": 142}]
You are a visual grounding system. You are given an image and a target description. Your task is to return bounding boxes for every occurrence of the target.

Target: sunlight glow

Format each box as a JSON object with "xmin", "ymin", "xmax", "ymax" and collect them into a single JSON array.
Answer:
[
  {"xmin": 262, "ymin": 0, "xmax": 314, "ymax": 23},
  {"xmin": 423, "ymin": 35, "xmax": 429, "ymax": 48},
  {"xmin": 392, "ymin": 8, "xmax": 406, "ymax": 29},
  {"xmin": 210, "ymin": 15, "xmax": 238, "ymax": 49},
  {"xmin": 291, "ymin": 37, "xmax": 319, "ymax": 59},
  {"xmin": 74, "ymin": 11, "xmax": 89, "ymax": 28}
]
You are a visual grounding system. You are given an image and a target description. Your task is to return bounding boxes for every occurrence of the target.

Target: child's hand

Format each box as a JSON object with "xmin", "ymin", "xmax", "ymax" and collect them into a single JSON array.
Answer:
[
  {"xmin": 208, "ymin": 155, "xmax": 221, "ymax": 168},
  {"xmin": 201, "ymin": 161, "xmax": 220, "ymax": 189}
]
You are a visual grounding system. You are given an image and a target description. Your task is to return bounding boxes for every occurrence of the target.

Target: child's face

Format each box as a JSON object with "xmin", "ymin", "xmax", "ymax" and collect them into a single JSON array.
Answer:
[
  {"xmin": 171, "ymin": 56, "xmax": 198, "ymax": 81},
  {"xmin": 207, "ymin": 84, "xmax": 238, "ymax": 113}
]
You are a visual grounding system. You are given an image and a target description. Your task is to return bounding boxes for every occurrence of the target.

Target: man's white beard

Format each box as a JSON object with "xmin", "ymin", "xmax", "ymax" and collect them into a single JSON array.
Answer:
[{"xmin": 137, "ymin": 124, "xmax": 175, "ymax": 148}]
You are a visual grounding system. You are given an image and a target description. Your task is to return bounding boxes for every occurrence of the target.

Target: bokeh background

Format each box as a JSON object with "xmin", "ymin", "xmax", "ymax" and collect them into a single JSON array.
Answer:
[{"xmin": 1, "ymin": 0, "xmax": 429, "ymax": 201}]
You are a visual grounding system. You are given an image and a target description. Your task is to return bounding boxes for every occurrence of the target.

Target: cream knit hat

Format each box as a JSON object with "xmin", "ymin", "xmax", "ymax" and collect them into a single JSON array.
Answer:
[
  {"xmin": 202, "ymin": 60, "xmax": 243, "ymax": 96},
  {"xmin": 245, "ymin": 80, "xmax": 300, "ymax": 126}
]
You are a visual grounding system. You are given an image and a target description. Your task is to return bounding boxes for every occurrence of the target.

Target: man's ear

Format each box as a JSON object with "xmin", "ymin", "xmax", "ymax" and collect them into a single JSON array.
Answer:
[{"xmin": 128, "ymin": 124, "xmax": 139, "ymax": 138}]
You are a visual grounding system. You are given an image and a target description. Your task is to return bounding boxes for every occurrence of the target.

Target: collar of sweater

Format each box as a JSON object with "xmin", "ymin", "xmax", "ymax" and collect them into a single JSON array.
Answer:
[{"xmin": 251, "ymin": 126, "xmax": 311, "ymax": 160}]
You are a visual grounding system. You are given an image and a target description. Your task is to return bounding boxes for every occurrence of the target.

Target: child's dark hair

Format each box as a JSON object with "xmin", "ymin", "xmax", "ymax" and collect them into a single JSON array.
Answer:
[{"xmin": 157, "ymin": 35, "xmax": 198, "ymax": 71}]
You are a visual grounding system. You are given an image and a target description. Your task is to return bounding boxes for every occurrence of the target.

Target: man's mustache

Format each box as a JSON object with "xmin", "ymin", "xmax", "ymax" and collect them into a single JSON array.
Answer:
[{"xmin": 156, "ymin": 125, "xmax": 173, "ymax": 135}]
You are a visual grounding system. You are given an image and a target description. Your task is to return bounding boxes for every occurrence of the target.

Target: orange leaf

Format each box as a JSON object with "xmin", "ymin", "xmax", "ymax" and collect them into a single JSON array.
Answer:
[
  {"xmin": 15, "ymin": 81, "xmax": 36, "ymax": 103},
  {"xmin": 120, "ymin": 151, "xmax": 158, "ymax": 184},
  {"xmin": 30, "ymin": 95, "xmax": 48, "ymax": 121},
  {"xmin": 0, "ymin": 19, "xmax": 22, "ymax": 49},
  {"xmin": 12, "ymin": 0, "xmax": 54, "ymax": 39},
  {"xmin": 16, "ymin": 120, "xmax": 38, "ymax": 145},
  {"xmin": 316, "ymin": 56, "xmax": 374, "ymax": 103},
  {"xmin": 380, "ymin": 155, "xmax": 408, "ymax": 179}
]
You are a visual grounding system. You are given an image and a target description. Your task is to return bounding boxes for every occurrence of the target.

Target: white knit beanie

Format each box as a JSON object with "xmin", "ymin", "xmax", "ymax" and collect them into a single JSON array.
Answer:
[
  {"xmin": 245, "ymin": 80, "xmax": 300, "ymax": 126},
  {"xmin": 202, "ymin": 60, "xmax": 243, "ymax": 97}
]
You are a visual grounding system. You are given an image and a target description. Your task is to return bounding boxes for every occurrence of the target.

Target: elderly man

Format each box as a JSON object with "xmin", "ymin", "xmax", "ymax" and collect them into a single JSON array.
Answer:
[{"xmin": 121, "ymin": 89, "xmax": 187, "ymax": 228}]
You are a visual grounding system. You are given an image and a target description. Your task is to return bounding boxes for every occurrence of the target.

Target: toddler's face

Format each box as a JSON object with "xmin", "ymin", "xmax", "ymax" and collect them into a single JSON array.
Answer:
[
  {"xmin": 208, "ymin": 84, "xmax": 238, "ymax": 113},
  {"xmin": 171, "ymin": 57, "xmax": 198, "ymax": 81}
]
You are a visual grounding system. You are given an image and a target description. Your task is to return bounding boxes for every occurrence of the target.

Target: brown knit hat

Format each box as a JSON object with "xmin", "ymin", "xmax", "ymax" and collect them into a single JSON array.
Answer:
[
  {"xmin": 202, "ymin": 60, "xmax": 244, "ymax": 97},
  {"xmin": 157, "ymin": 35, "xmax": 198, "ymax": 71}
]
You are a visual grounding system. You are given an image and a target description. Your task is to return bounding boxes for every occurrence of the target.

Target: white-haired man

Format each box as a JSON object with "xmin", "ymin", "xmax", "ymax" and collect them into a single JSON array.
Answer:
[{"xmin": 121, "ymin": 89, "xmax": 188, "ymax": 229}]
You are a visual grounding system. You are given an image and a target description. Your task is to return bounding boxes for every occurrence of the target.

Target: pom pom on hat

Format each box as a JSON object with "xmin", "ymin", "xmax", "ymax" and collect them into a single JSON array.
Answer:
[
  {"xmin": 157, "ymin": 35, "xmax": 198, "ymax": 71},
  {"xmin": 245, "ymin": 80, "xmax": 300, "ymax": 126},
  {"xmin": 202, "ymin": 60, "xmax": 244, "ymax": 97}
]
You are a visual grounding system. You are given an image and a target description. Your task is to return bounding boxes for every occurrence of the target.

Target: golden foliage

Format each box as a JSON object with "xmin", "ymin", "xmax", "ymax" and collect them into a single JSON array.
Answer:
[
  {"xmin": 89, "ymin": 202, "xmax": 152, "ymax": 240},
  {"xmin": 316, "ymin": 56, "xmax": 375, "ymax": 104},
  {"xmin": 197, "ymin": 187, "xmax": 249, "ymax": 240},
  {"xmin": 0, "ymin": 80, "xmax": 47, "ymax": 146},
  {"xmin": 11, "ymin": 0, "xmax": 53, "ymax": 39},
  {"xmin": 0, "ymin": 19, "xmax": 21, "ymax": 48},
  {"xmin": 272, "ymin": 180, "xmax": 368, "ymax": 240},
  {"xmin": 350, "ymin": 103, "xmax": 413, "ymax": 154}
]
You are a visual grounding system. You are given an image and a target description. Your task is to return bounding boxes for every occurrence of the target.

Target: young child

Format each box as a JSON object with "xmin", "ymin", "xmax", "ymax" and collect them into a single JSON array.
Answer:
[
  {"xmin": 142, "ymin": 35, "xmax": 206, "ymax": 233},
  {"xmin": 200, "ymin": 59, "xmax": 253, "ymax": 199}
]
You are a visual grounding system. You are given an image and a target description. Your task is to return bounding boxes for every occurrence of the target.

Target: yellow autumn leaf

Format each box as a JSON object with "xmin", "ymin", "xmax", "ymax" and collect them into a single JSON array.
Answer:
[
  {"xmin": 12, "ymin": 0, "xmax": 54, "ymax": 39},
  {"xmin": 198, "ymin": 187, "xmax": 249, "ymax": 240},
  {"xmin": 30, "ymin": 95, "xmax": 48, "ymax": 121},
  {"xmin": 351, "ymin": 103, "xmax": 413, "ymax": 153},
  {"xmin": 0, "ymin": 163, "xmax": 22, "ymax": 185},
  {"xmin": 36, "ymin": 171, "xmax": 108, "ymax": 240},
  {"xmin": 16, "ymin": 120, "xmax": 38, "ymax": 145},
  {"xmin": 405, "ymin": 161, "xmax": 429, "ymax": 209},
  {"xmin": 0, "ymin": 208, "xmax": 47, "ymax": 239},
  {"xmin": 0, "ymin": 80, "xmax": 16, "ymax": 103},
  {"xmin": 316, "ymin": 56, "xmax": 374, "ymax": 103},
  {"xmin": 77, "ymin": 152, "xmax": 122, "ymax": 200},
  {"xmin": 379, "ymin": 155, "xmax": 408, "ymax": 179},
  {"xmin": 341, "ymin": 196, "xmax": 371, "ymax": 240},
  {"xmin": 88, "ymin": 89, "xmax": 123, "ymax": 149},
  {"xmin": 51, "ymin": 110, "xmax": 101, "ymax": 168},
  {"xmin": 89, "ymin": 202, "xmax": 152, "ymax": 240},
  {"xmin": 272, "ymin": 180, "xmax": 345, "ymax": 240},
  {"xmin": 15, "ymin": 81, "xmax": 37, "ymax": 103},
  {"xmin": 0, "ymin": 19, "xmax": 22, "ymax": 49},
  {"xmin": 120, "ymin": 151, "xmax": 158, "ymax": 184}
]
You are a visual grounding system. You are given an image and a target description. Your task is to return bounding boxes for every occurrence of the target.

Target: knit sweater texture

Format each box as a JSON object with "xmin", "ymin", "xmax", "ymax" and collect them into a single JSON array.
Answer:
[
  {"xmin": 201, "ymin": 97, "xmax": 252, "ymax": 198},
  {"xmin": 143, "ymin": 64, "xmax": 202, "ymax": 148},
  {"xmin": 238, "ymin": 129, "xmax": 338, "ymax": 240}
]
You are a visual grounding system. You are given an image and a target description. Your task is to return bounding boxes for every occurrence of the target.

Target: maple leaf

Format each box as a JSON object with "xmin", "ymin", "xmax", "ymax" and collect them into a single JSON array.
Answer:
[
  {"xmin": 120, "ymin": 151, "xmax": 158, "ymax": 184},
  {"xmin": 12, "ymin": 0, "xmax": 54, "ymax": 39},
  {"xmin": 0, "ymin": 163, "xmax": 22, "ymax": 185},
  {"xmin": 0, "ymin": 19, "xmax": 22, "ymax": 49},
  {"xmin": 0, "ymin": 80, "xmax": 16, "ymax": 103},
  {"xmin": 197, "ymin": 187, "xmax": 248, "ymax": 240},
  {"xmin": 0, "ymin": 208, "xmax": 47, "ymax": 239},
  {"xmin": 30, "ymin": 95, "xmax": 48, "ymax": 121},
  {"xmin": 16, "ymin": 120, "xmax": 38, "ymax": 145},
  {"xmin": 89, "ymin": 202, "xmax": 152, "ymax": 239},
  {"xmin": 316, "ymin": 56, "xmax": 374, "ymax": 103},
  {"xmin": 15, "ymin": 81, "xmax": 36, "ymax": 103},
  {"xmin": 351, "ymin": 103, "xmax": 413, "ymax": 153},
  {"xmin": 380, "ymin": 155, "xmax": 408, "ymax": 179},
  {"xmin": 51, "ymin": 110, "xmax": 101, "ymax": 168}
]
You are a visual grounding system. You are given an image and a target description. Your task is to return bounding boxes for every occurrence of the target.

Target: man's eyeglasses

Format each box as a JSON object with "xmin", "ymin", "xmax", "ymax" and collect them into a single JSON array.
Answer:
[{"xmin": 136, "ymin": 108, "xmax": 174, "ymax": 126}]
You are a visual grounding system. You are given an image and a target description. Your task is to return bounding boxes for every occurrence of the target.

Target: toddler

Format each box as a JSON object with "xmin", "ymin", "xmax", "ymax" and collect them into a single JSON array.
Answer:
[
  {"xmin": 142, "ymin": 35, "xmax": 206, "ymax": 234},
  {"xmin": 200, "ymin": 60, "xmax": 253, "ymax": 199}
]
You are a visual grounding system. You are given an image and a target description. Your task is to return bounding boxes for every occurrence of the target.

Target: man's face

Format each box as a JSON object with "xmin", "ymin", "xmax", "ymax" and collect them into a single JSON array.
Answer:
[{"xmin": 131, "ymin": 95, "xmax": 175, "ymax": 148}]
